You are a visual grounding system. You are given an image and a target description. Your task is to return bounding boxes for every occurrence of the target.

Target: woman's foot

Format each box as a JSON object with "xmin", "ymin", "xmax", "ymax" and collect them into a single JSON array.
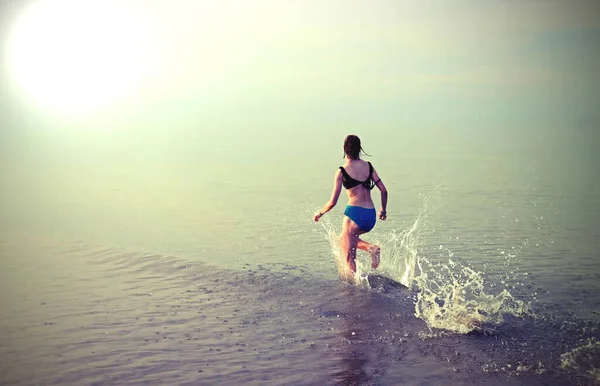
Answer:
[{"xmin": 369, "ymin": 245, "xmax": 380, "ymax": 269}]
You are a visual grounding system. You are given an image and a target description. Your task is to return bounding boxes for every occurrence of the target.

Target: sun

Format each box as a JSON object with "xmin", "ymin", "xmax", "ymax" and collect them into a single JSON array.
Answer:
[{"xmin": 6, "ymin": 0, "xmax": 150, "ymax": 117}]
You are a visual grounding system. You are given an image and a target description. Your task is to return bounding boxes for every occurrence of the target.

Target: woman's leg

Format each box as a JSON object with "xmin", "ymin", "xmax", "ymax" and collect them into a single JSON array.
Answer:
[
  {"xmin": 357, "ymin": 239, "xmax": 380, "ymax": 269},
  {"xmin": 340, "ymin": 216, "xmax": 360, "ymax": 281},
  {"xmin": 351, "ymin": 208, "xmax": 380, "ymax": 269}
]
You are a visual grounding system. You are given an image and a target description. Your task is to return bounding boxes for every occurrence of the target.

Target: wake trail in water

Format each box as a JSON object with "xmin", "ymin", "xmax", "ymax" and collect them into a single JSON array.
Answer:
[{"xmin": 320, "ymin": 196, "xmax": 532, "ymax": 334}]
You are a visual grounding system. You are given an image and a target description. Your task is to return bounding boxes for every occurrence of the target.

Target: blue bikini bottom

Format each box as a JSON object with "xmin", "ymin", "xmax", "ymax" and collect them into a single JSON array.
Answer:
[{"xmin": 344, "ymin": 205, "xmax": 376, "ymax": 232}]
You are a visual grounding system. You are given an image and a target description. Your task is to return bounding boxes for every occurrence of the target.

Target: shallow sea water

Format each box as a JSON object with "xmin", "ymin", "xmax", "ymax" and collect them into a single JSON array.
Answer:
[{"xmin": 1, "ymin": 132, "xmax": 600, "ymax": 385}]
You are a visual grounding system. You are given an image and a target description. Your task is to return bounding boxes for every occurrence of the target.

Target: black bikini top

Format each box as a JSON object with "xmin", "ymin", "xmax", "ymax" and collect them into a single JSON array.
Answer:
[{"xmin": 339, "ymin": 161, "xmax": 380, "ymax": 190}]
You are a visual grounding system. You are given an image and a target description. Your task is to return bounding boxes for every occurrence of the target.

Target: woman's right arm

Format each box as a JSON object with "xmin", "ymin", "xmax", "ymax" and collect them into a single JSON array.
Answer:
[{"xmin": 372, "ymin": 167, "xmax": 388, "ymax": 220}]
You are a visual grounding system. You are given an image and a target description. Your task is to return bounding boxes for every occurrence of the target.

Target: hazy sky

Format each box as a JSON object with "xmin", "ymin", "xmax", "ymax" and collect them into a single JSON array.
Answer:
[{"xmin": 1, "ymin": 0, "xmax": 599, "ymax": 155}]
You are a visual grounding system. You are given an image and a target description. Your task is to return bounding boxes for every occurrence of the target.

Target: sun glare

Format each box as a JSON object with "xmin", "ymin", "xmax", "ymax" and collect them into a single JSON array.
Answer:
[{"xmin": 6, "ymin": 0, "xmax": 150, "ymax": 117}]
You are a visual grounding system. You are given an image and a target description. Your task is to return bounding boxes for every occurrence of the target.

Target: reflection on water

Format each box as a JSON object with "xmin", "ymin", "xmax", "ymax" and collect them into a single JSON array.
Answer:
[{"xmin": 0, "ymin": 237, "xmax": 599, "ymax": 385}]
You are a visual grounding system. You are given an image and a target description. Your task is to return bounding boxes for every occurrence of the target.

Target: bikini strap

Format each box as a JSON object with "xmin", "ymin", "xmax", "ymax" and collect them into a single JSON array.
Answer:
[
  {"xmin": 339, "ymin": 166, "xmax": 349, "ymax": 178},
  {"xmin": 366, "ymin": 162, "xmax": 377, "ymax": 189}
]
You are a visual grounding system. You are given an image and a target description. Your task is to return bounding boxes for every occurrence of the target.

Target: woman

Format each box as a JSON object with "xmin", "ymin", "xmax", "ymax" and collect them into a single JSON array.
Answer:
[{"xmin": 314, "ymin": 135, "xmax": 388, "ymax": 281}]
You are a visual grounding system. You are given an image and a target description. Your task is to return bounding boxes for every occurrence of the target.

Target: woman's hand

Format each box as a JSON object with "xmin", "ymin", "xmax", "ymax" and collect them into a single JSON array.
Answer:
[
  {"xmin": 314, "ymin": 212, "xmax": 323, "ymax": 222},
  {"xmin": 379, "ymin": 210, "xmax": 387, "ymax": 220}
]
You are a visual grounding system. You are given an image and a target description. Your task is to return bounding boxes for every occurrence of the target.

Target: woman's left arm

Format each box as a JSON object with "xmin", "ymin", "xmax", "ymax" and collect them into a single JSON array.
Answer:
[{"xmin": 314, "ymin": 169, "xmax": 343, "ymax": 222}]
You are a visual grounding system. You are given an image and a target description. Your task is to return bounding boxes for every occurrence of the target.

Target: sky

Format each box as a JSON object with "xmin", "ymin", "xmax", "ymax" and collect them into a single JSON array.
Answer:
[{"xmin": 0, "ymin": 0, "xmax": 599, "ymax": 160}]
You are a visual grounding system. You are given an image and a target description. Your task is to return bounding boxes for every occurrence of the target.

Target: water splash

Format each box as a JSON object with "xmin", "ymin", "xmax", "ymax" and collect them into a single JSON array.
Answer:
[
  {"xmin": 320, "ymin": 196, "xmax": 532, "ymax": 334},
  {"xmin": 413, "ymin": 257, "xmax": 531, "ymax": 334},
  {"xmin": 560, "ymin": 338, "xmax": 600, "ymax": 383},
  {"xmin": 374, "ymin": 201, "xmax": 425, "ymax": 288}
]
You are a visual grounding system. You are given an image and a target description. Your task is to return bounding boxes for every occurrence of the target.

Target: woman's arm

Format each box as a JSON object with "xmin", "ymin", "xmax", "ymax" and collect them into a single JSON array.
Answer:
[
  {"xmin": 314, "ymin": 169, "xmax": 343, "ymax": 222},
  {"xmin": 372, "ymin": 167, "xmax": 388, "ymax": 220}
]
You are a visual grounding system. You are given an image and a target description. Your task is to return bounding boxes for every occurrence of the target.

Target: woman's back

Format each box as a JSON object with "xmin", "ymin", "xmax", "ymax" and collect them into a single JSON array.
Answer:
[{"xmin": 340, "ymin": 159, "xmax": 376, "ymax": 208}]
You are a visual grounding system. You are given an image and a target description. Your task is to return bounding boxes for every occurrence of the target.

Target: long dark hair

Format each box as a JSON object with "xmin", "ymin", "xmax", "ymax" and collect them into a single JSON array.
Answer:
[{"xmin": 343, "ymin": 135, "xmax": 370, "ymax": 160}]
